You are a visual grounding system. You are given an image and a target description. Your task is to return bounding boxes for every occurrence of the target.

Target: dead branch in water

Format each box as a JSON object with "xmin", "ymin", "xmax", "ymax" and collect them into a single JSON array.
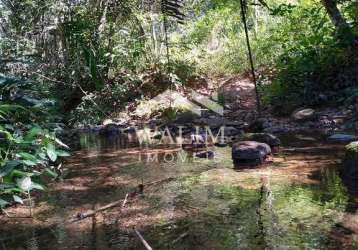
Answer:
[
  {"xmin": 70, "ymin": 183, "xmax": 145, "ymax": 222},
  {"xmin": 70, "ymin": 199, "xmax": 124, "ymax": 223},
  {"xmin": 134, "ymin": 228, "xmax": 153, "ymax": 250},
  {"xmin": 69, "ymin": 177, "xmax": 177, "ymax": 223},
  {"xmin": 122, "ymin": 193, "xmax": 129, "ymax": 208}
]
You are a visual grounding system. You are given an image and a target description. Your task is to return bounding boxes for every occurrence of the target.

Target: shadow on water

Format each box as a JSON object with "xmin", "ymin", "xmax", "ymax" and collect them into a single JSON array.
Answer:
[{"xmin": 1, "ymin": 131, "xmax": 358, "ymax": 249}]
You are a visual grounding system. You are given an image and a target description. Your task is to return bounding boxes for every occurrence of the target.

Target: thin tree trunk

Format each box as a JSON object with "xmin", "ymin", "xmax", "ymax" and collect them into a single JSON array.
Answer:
[
  {"xmin": 321, "ymin": 0, "xmax": 357, "ymax": 50},
  {"xmin": 253, "ymin": 0, "xmax": 258, "ymax": 38},
  {"xmin": 321, "ymin": 0, "xmax": 349, "ymax": 33}
]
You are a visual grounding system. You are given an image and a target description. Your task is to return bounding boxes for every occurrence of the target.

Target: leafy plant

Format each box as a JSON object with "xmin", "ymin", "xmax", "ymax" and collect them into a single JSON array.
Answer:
[{"xmin": 0, "ymin": 75, "xmax": 70, "ymax": 208}]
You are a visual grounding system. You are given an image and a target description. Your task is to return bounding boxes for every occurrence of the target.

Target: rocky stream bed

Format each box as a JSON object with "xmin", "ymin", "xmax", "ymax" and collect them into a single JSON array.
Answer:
[{"xmin": 1, "ymin": 129, "xmax": 358, "ymax": 249}]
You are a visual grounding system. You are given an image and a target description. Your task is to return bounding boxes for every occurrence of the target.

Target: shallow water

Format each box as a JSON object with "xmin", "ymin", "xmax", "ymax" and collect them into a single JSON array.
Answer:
[{"xmin": 1, "ymin": 132, "xmax": 358, "ymax": 250}]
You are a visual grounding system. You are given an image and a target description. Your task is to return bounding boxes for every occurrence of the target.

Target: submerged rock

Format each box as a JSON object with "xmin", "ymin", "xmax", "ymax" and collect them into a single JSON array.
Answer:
[
  {"xmin": 195, "ymin": 151, "xmax": 214, "ymax": 159},
  {"xmin": 328, "ymin": 134, "xmax": 358, "ymax": 142},
  {"xmin": 215, "ymin": 141, "xmax": 228, "ymax": 147},
  {"xmin": 342, "ymin": 141, "xmax": 358, "ymax": 178},
  {"xmin": 232, "ymin": 141, "xmax": 271, "ymax": 166},
  {"xmin": 292, "ymin": 108, "xmax": 316, "ymax": 121}
]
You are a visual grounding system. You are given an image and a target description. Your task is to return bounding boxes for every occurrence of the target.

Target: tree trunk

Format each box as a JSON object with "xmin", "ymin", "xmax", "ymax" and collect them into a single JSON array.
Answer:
[{"xmin": 321, "ymin": 0, "xmax": 357, "ymax": 50}]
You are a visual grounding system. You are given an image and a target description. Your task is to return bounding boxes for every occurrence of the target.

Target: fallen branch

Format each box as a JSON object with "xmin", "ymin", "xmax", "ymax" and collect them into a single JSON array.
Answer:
[
  {"xmin": 122, "ymin": 193, "xmax": 129, "ymax": 208},
  {"xmin": 134, "ymin": 228, "xmax": 153, "ymax": 250},
  {"xmin": 71, "ymin": 184, "xmax": 144, "ymax": 222},
  {"xmin": 0, "ymin": 209, "xmax": 31, "ymax": 219},
  {"xmin": 70, "ymin": 199, "xmax": 124, "ymax": 222},
  {"xmin": 172, "ymin": 232, "xmax": 188, "ymax": 244},
  {"xmin": 0, "ymin": 209, "xmax": 10, "ymax": 218}
]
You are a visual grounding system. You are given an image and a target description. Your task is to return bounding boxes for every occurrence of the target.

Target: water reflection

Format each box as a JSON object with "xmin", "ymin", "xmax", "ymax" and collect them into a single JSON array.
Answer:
[{"xmin": 1, "ymin": 132, "xmax": 358, "ymax": 249}]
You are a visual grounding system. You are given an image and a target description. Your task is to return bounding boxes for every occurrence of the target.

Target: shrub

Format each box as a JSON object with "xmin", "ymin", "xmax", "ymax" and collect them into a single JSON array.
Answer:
[{"xmin": 0, "ymin": 75, "xmax": 69, "ymax": 208}]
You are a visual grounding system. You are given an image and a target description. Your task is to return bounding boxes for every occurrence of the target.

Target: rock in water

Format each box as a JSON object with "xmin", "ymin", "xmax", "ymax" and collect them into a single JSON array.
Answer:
[
  {"xmin": 328, "ymin": 134, "xmax": 358, "ymax": 142},
  {"xmin": 232, "ymin": 141, "xmax": 271, "ymax": 166},
  {"xmin": 342, "ymin": 141, "xmax": 358, "ymax": 178},
  {"xmin": 239, "ymin": 133, "xmax": 280, "ymax": 148},
  {"xmin": 224, "ymin": 126, "xmax": 243, "ymax": 136},
  {"xmin": 99, "ymin": 123, "xmax": 121, "ymax": 136},
  {"xmin": 292, "ymin": 108, "xmax": 316, "ymax": 121}
]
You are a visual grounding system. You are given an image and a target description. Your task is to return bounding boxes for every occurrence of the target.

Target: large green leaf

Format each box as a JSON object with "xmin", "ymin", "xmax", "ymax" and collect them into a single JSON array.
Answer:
[
  {"xmin": 38, "ymin": 152, "xmax": 47, "ymax": 160},
  {"xmin": 56, "ymin": 150, "xmax": 70, "ymax": 157},
  {"xmin": 4, "ymin": 124, "xmax": 14, "ymax": 130},
  {"xmin": 11, "ymin": 170, "xmax": 34, "ymax": 178},
  {"xmin": 0, "ymin": 160, "xmax": 21, "ymax": 177},
  {"xmin": 13, "ymin": 195, "xmax": 23, "ymax": 204},
  {"xmin": 0, "ymin": 198, "xmax": 9, "ymax": 208},
  {"xmin": 1, "ymin": 187, "xmax": 22, "ymax": 194},
  {"xmin": 30, "ymin": 182, "xmax": 45, "ymax": 191},
  {"xmin": 0, "ymin": 129, "xmax": 14, "ymax": 141},
  {"xmin": 22, "ymin": 159, "xmax": 38, "ymax": 166},
  {"xmin": 43, "ymin": 168, "xmax": 58, "ymax": 178},
  {"xmin": 55, "ymin": 138, "xmax": 70, "ymax": 149},
  {"xmin": 46, "ymin": 143, "xmax": 57, "ymax": 162},
  {"xmin": 0, "ymin": 183, "xmax": 16, "ymax": 190},
  {"xmin": 17, "ymin": 152, "xmax": 38, "ymax": 161},
  {"xmin": 25, "ymin": 127, "xmax": 43, "ymax": 140},
  {"xmin": 0, "ymin": 104, "xmax": 26, "ymax": 112},
  {"xmin": 18, "ymin": 152, "xmax": 42, "ymax": 166},
  {"xmin": 16, "ymin": 176, "xmax": 32, "ymax": 191}
]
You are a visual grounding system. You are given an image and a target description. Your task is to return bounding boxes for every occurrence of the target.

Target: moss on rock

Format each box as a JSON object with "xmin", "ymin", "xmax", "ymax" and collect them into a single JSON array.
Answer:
[
  {"xmin": 346, "ymin": 141, "xmax": 358, "ymax": 154},
  {"xmin": 343, "ymin": 141, "xmax": 358, "ymax": 178}
]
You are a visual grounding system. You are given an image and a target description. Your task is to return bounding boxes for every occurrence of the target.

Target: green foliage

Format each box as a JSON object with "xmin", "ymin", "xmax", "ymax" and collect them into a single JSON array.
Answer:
[
  {"xmin": 68, "ymin": 74, "xmax": 142, "ymax": 126},
  {"xmin": 0, "ymin": 75, "xmax": 69, "ymax": 208},
  {"xmin": 261, "ymin": 2, "xmax": 358, "ymax": 113},
  {"xmin": 171, "ymin": 59, "xmax": 199, "ymax": 84},
  {"xmin": 1, "ymin": 0, "xmax": 357, "ymax": 124},
  {"xmin": 161, "ymin": 107, "xmax": 180, "ymax": 121}
]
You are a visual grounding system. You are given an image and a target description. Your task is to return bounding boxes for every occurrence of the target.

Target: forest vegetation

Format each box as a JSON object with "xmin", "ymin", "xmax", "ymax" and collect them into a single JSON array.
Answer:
[{"xmin": 0, "ymin": 0, "xmax": 357, "ymax": 240}]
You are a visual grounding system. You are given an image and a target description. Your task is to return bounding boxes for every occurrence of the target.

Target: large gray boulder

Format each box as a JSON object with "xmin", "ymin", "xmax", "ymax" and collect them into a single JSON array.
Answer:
[
  {"xmin": 342, "ymin": 141, "xmax": 358, "ymax": 178},
  {"xmin": 174, "ymin": 111, "xmax": 200, "ymax": 125},
  {"xmin": 292, "ymin": 108, "xmax": 316, "ymax": 121},
  {"xmin": 232, "ymin": 141, "xmax": 271, "ymax": 166}
]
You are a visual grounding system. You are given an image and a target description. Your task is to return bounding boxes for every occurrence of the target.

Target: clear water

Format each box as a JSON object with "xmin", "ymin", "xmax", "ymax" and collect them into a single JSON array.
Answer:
[{"xmin": 1, "ymin": 132, "xmax": 358, "ymax": 250}]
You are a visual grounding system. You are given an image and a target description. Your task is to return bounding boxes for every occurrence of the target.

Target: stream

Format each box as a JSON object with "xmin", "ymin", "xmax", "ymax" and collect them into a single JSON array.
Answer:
[{"xmin": 1, "ymin": 131, "xmax": 358, "ymax": 249}]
